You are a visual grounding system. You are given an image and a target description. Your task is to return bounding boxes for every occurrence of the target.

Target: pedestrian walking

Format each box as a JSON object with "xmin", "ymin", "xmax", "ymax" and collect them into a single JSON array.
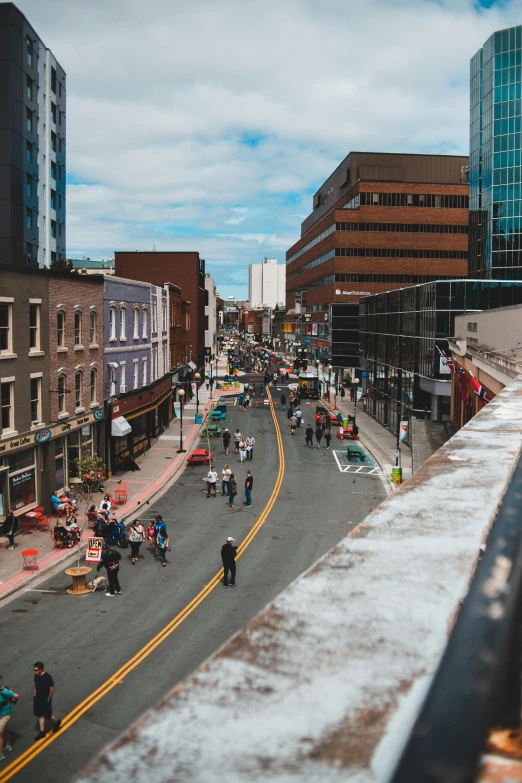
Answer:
[
  {"xmin": 154, "ymin": 514, "xmax": 167, "ymax": 536},
  {"xmin": 222, "ymin": 428, "xmax": 231, "ymax": 455},
  {"xmin": 280, "ymin": 393, "xmax": 286, "ymax": 410},
  {"xmin": 0, "ymin": 674, "xmax": 18, "ymax": 759},
  {"xmin": 340, "ymin": 386, "xmax": 345, "ymax": 399},
  {"xmin": 147, "ymin": 521, "xmax": 155, "ymax": 552},
  {"xmin": 295, "ymin": 408, "xmax": 302, "ymax": 428},
  {"xmin": 305, "ymin": 424, "xmax": 314, "ymax": 447},
  {"xmin": 244, "ymin": 471, "xmax": 253, "ymax": 506},
  {"xmin": 286, "ymin": 406, "xmax": 293, "ymax": 425},
  {"xmin": 246, "ymin": 433, "xmax": 255, "ymax": 460},
  {"xmin": 234, "ymin": 429, "xmax": 242, "ymax": 454},
  {"xmin": 222, "ymin": 464, "xmax": 231, "ymax": 496},
  {"xmin": 239, "ymin": 438, "xmax": 247, "ymax": 463},
  {"xmin": 290, "ymin": 414, "xmax": 297, "ymax": 435},
  {"xmin": 205, "ymin": 377, "xmax": 210, "ymax": 391},
  {"xmin": 325, "ymin": 413, "xmax": 332, "ymax": 429},
  {"xmin": 2, "ymin": 509, "xmax": 17, "ymax": 549},
  {"xmin": 221, "ymin": 536, "xmax": 237, "ymax": 586},
  {"xmin": 228, "ymin": 473, "xmax": 238, "ymax": 507},
  {"xmin": 155, "ymin": 527, "xmax": 170, "ymax": 567},
  {"xmin": 315, "ymin": 424, "xmax": 323, "ymax": 449},
  {"xmin": 238, "ymin": 392, "xmax": 245, "ymax": 410},
  {"xmin": 97, "ymin": 547, "xmax": 122, "ymax": 596},
  {"xmin": 244, "ymin": 394, "xmax": 251, "ymax": 409},
  {"xmin": 324, "ymin": 428, "xmax": 332, "ymax": 449},
  {"xmin": 207, "ymin": 466, "xmax": 218, "ymax": 497},
  {"xmin": 32, "ymin": 662, "xmax": 61, "ymax": 741},
  {"xmin": 128, "ymin": 519, "xmax": 145, "ymax": 564}
]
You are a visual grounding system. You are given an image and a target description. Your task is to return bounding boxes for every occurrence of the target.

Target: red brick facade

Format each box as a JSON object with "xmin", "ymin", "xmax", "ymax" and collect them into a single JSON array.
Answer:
[
  {"xmin": 166, "ymin": 283, "xmax": 191, "ymax": 368},
  {"xmin": 48, "ymin": 277, "xmax": 104, "ymax": 422}
]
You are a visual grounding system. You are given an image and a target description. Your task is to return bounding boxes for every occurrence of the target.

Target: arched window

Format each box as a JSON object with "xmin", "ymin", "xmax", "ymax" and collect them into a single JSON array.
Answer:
[
  {"xmin": 133, "ymin": 305, "xmax": 139, "ymax": 339},
  {"xmin": 57, "ymin": 374, "xmax": 66, "ymax": 413},
  {"xmin": 74, "ymin": 309, "xmax": 82, "ymax": 346},
  {"xmin": 109, "ymin": 305, "xmax": 117, "ymax": 340},
  {"xmin": 90, "ymin": 368, "xmax": 97, "ymax": 404},
  {"xmin": 119, "ymin": 304, "xmax": 126, "ymax": 340},
  {"xmin": 89, "ymin": 309, "xmax": 97, "ymax": 344},
  {"xmin": 75, "ymin": 370, "xmax": 83, "ymax": 409}
]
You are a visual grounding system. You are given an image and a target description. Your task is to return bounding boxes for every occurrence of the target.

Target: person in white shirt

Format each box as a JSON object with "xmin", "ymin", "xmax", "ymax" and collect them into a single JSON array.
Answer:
[
  {"xmin": 239, "ymin": 438, "xmax": 247, "ymax": 463},
  {"xmin": 234, "ymin": 429, "xmax": 242, "ymax": 455},
  {"xmin": 246, "ymin": 433, "xmax": 256, "ymax": 461},
  {"xmin": 221, "ymin": 465, "xmax": 232, "ymax": 497},
  {"xmin": 295, "ymin": 408, "xmax": 303, "ymax": 428},
  {"xmin": 207, "ymin": 467, "xmax": 218, "ymax": 498}
]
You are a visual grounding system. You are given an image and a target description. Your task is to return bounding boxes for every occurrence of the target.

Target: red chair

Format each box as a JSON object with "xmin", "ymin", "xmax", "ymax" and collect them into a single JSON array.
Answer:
[
  {"xmin": 37, "ymin": 516, "xmax": 50, "ymax": 532},
  {"xmin": 22, "ymin": 518, "xmax": 34, "ymax": 535}
]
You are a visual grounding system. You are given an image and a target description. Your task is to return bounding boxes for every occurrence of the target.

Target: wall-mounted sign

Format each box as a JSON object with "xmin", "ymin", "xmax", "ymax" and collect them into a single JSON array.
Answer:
[
  {"xmin": 335, "ymin": 289, "xmax": 372, "ymax": 296},
  {"xmin": 0, "ymin": 409, "xmax": 104, "ymax": 457}
]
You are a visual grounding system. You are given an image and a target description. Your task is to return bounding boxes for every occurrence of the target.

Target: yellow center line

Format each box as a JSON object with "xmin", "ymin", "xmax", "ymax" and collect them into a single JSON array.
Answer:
[{"xmin": 0, "ymin": 386, "xmax": 284, "ymax": 783}]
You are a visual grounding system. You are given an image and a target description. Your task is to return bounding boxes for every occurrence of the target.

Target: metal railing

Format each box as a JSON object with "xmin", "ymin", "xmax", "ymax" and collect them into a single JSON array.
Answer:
[{"xmin": 388, "ymin": 450, "xmax": 522, "ymax": 783}]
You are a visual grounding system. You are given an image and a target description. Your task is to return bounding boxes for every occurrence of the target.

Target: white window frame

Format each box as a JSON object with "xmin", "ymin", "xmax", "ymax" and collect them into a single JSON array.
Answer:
[
  {"xmin": 89, "ymin": 309, "xmax": 97, "ymax": 346},
  {"xmin": 133, "ymin": 306, "xmax": 139, "ymax": 339},
  {"xmin": 75, "ymin": 370, "xmax": 83, "ymax": 411},
  {"xmin": 133, "ymin": 359, "xmax": 139, "ymax": 389},
  {"xmin": 119, "ymin": 304, "xmax": 127, "ymax": 341},
  {"xmin": 90, "ymin": 367, "xmax": 97, "ymax": 405},
  {"xmin": 29, "ymin": 300, "xmax": 41, "ymax": 354},
  {"xmin": 162, "ymin": 301, "xmax": 167, "ymax": 332},
  {"xmin": 74, "ymin": 309, "xmax": 82, "ymax": 348},
  {"xmin": 120, "ymin": 361, "xmax": 126, "ymax": 393},
  {"xmin": 152, "ymin": 300, "xmax": 158, "ymax": 333},
  {"xmin": 30, "ymin": 374, "xmax": 42, "ymax": 425},
  {"xmin": 0, "ymin": 378, "xmax": 15, "ymax": 437},
  {"xmin": 109, "ymin": 305, "xmax": 117, "ymax": 341},
  {"xmin": 142, "ymin": 306, "xmax": 148, "ymax": 339},
  {"xmin": 0, "ymin": 299, "xmax": 15, "ymax": 358},
  {"xmin": 142, "ymin": 357, "xmax": 148, "ymax": 386},
  {"xmin": 57, "ymin": 310, "xmax": 66, "ymax": 348}
]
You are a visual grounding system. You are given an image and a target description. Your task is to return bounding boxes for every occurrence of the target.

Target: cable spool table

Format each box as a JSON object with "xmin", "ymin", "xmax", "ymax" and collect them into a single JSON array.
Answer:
[{"xmin": 65, "ymin": 566, "xmax": 92, "ymax": 595}]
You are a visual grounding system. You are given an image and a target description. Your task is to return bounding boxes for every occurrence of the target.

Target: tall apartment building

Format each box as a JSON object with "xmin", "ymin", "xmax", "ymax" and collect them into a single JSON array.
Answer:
[
  {"xmin": 249, "ymin": 257, "xmax": 286, "ymax": 308},
  {"xmin": 0, "ymin": 3, "xmax": 66, "ymax": 268},
  {"xmin": 285, "ymin": 152, "xmax": 469, "ymax": 374},
  {"xmin": 470, "ymin": 25, "xmax": 522, "ymax": 279},
  {"xmin": 204, "ymin": 274, "xmax": 217, "ymax": 357}
]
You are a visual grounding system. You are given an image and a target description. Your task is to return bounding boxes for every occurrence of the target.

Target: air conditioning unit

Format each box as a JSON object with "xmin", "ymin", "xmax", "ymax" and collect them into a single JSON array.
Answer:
[{"xmin": 120, "ymin": 385, "xmax": 127, "ymax": 393}]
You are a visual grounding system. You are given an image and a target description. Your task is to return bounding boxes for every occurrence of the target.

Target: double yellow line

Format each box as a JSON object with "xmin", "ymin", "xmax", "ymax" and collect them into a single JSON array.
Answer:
[{"xmin": 0, "ymin": 389, "xmax": 284, "ymax": 782}]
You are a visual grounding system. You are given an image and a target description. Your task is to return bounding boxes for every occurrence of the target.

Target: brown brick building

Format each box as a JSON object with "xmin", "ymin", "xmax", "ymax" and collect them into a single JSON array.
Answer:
[
  {"xmin": 165, "ymin": 282, "xmax": 191, "ymax": 369},
  {"xmin": 285, "ymin": 152, "xmax": 469, "ymax": 375},
  {"xmin": 115, "ymin": 252, "xmax": 205, "ymax": 366}
]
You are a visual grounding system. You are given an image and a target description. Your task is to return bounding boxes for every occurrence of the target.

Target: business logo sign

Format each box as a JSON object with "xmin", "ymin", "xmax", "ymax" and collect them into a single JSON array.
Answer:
[
  {"xmin": 93, "ymin": 409, "xmax": 104, "ymax": 420},
  {"xmin": 34, "ymin": 429, "xmax": 52, "ymax": 444},
  {"xmin": 335, "ymin": 289, "xmax": 372, "ymax": 296}
]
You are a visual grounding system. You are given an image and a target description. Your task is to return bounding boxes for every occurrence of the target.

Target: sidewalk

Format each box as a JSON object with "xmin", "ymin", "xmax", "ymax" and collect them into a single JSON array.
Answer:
[{"xmin": 0, "ymin": 386, "xmax": 220, "ymax": 602}]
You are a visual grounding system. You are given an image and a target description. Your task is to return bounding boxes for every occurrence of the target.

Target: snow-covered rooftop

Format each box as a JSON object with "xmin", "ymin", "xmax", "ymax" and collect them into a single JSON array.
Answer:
[{"xmin": 74, "ymin": 375, "xmax": 522, "ymax": 783}]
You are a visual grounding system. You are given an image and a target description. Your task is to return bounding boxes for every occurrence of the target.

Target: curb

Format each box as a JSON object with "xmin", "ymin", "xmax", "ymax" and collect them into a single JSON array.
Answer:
[{"xmin": 0, "ymin": 400, "xmax": 214, "ymax": 603}]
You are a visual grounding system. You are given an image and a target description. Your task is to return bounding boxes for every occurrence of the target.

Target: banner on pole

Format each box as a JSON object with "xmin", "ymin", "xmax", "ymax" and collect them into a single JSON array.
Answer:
[{"xmin": 399, "ymin": 420, "xmax": 409, "ymax": 442}]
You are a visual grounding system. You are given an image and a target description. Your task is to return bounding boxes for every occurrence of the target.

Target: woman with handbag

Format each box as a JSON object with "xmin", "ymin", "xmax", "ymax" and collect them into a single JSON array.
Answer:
[
  {"xmin": 128, "ymin": 519, "xmax": 145, "ymax": 565},
  {"xmin": 228, "ymin": 473, "xmax": 238, "ymax": 508}
]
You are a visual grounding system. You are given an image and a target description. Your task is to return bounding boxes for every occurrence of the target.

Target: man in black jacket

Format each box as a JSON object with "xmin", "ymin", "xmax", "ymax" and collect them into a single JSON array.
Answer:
[
  {"xmin": 97, "ymin": 547, "xmax": 122, "ymax": 597},
  {"xmin": 305, "ymin": 424, "xmax": 314, "ymax": 448},
  {"xmin": 221, "ymin": 537, "xmax": 237, "ymax": 587},
  {"xmin": 3, "ymin": 509, "xmax": 17, "ymax": 549}
]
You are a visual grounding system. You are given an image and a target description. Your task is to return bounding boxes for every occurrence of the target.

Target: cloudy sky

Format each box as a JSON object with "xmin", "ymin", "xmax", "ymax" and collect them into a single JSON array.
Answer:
[{"xmin": 17, "ymin": 0, "xmax": 522, "ymax": 298}]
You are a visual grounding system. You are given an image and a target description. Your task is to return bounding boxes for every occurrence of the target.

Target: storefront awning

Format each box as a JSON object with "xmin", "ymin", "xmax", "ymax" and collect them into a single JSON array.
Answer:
[{"xmin": 112, "ymin": 416, "xmax": 132, "ymax": 437}]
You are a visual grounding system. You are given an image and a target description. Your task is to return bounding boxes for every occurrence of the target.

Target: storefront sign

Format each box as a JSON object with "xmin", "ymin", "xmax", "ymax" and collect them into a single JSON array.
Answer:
[
  {"xmin": 9, "ymin": 469, "xmax": 36, "ymax": 511},
  {"xmin": 0, "ymin": 409, "xmax": 104, "ymax": 457},
  {"xmin": 312, "ymin": 324, "xmax": 318, "ymax": 336},
  {"xmin": 335, "ymin": 289, "xmax": 371, "ymax": 296},
  {"xmin": 85, "ymin": 537, "xmax": 104, "ymax": 562}
]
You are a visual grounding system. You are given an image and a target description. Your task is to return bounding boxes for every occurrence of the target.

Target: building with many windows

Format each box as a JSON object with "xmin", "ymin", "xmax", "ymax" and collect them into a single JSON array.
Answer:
[
  {"xmin": 249, "ymin": 258, "xmax": 286, "ymax": 308},
  {"xmin": 359, "ymin": 279, "xmax": 522, "ymax": 444},
  {"xmin": 285, "ymin": 152, "xmax": 469, "ymax": 375},
  {"xmin": 0, "ymin": 2, "xmax": 66, "ymax": 268},
  {"xmin": 469, "ymin": 25, "xmax": 522, "ymax": 279}
]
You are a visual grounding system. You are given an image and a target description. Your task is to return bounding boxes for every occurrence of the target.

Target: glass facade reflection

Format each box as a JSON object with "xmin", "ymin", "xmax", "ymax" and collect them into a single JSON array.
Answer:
[
  {"xmin": 360, "ymin": 280, "xmax": 522, "ymax": 441},
  {"xmin": 470, "ymin": 25, "xmax": 522, "ymax": 278}
]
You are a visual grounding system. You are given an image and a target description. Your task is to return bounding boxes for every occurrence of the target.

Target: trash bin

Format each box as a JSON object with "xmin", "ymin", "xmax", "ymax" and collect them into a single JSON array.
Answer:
[
  {"xmin": 342, "ymin": 418, "xmax": 350, "ymax": 428},
  {"xmin": 391, "ymin": 467, "xmax": 402, "ymax": 484},
  {"xmin": 234, "ymin": 381, "xmax": 240, "ymax": 388},
  {"xmin": 195, "ymin": 413, "xmax": 203, "ymax": 424}
]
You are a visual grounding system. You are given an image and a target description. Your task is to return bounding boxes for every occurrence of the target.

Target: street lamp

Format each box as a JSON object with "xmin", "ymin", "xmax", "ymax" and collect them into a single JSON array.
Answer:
[
  {"xmin": 327, "ymin": 364, "xmax": 332, "ymax": 402},
  {"xmin": 353, "ymin": 378, "xmax": 360, "ymax": 434},
  {"xmin": 177, "ymin": 388, "xmax": 186, "ymax": 453},
  {"xmin": 194, "ymin": 371, "xmax": 201, "ymax": 416}
]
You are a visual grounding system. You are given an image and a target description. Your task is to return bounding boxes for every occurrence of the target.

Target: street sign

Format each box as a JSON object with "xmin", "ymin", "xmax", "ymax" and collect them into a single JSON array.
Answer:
[{"xmin": 85, "ymin": 537, "xmax": 104, "ymax": 563}]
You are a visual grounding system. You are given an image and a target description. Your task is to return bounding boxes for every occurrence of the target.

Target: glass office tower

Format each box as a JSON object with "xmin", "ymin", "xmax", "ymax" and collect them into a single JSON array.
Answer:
[{"xmin": 470, "ymin": 26, "xmax": 522, "ymax": 278}]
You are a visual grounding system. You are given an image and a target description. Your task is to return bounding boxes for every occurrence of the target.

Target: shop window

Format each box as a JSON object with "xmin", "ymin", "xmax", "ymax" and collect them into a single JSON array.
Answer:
[
  {"xmin": 0, "ymin": 303, "xmax": 13, "ymax": 354},
  {"xmin": 57, "ymin": 311, "xmax": 65, "ymax": 347},
  {"xmin": 67, "ymin": 431, "xmax": 80, "ymax": 478},
  {"xmin": 81, "ymin": 425, "xmax": 93, "ymax": 458},
  {"xmin": 74, "ymin": 310, "xmax": 82, "ymax": 346},
  {"xmin": 1, "ymin": 381, "xmax": 14, "ymax": 433},
  {"xmin": 142, "ymin": 306, "xmax": 148, "ymax": 339},
  {"xmin": 8, "ymin": 449, "xmax": 36, "ymax": 511},
  {"xmin": 119, "ymin": 306, "xmax": 126, "ymax": 340},
  {"xmin": 90, "ymin": 368, "xmax": 97, "ymax": 404},
  {"xmin": 109, "ymin": 306, "xmax": 117, "ymax": 340},
  {"xmin": 133, "ymin": 307, "xmax": 139, "ymax": 339},
  {"xmin": 75, "ymin": 371, "xmax": 83, "ymax": 409},
  {"xmin": 89, "ymin": 311, "xmax": 97, "ymax": 344},
  {"xmin": 30, "ymin": 377, "xmax": 41, "ymax": 424},
  {"xmin": 57, "ymin": 374, "xmax": 66, "ymax": 413}
]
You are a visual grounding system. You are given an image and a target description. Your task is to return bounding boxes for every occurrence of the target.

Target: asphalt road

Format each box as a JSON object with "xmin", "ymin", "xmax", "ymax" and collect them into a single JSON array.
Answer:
[{"xmin": 0, "ymin": 376, "xmax": 386, "ymax": 783}]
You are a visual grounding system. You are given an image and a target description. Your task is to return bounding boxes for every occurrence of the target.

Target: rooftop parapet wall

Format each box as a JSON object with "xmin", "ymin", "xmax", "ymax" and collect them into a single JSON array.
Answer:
[{"xmin": 75, "ymin": 375, "xmax": 522, "ymax": 783}]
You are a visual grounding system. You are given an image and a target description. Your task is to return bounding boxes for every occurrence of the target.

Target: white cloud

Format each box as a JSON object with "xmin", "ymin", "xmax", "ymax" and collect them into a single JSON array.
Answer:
[{"xmin": 15, "ymin": 0, "xmax": 522, "ymax": 297}]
